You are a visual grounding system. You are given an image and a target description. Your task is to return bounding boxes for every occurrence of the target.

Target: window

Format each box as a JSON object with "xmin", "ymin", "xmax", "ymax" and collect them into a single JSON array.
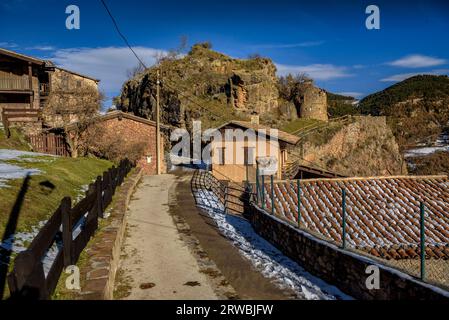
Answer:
[
  {"xmin": 243, "ymin": 147, "xmax": 255, "ymax": 166},
  {"xmin": 217, "ymin": 147, "xmax": 225, "ymax": 165}
]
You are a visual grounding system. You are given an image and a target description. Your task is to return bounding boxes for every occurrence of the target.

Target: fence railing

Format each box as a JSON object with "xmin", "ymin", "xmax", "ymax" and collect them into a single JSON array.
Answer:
[
  {"xmin": 252, "ymin": 172, "xmax": 449, "ymax": 289},
  {"xmin": 191, "ymin": 170, "xmax": 255, "ymax": 216},
  {"xmin": 7, "ymin": 159, "xmax": 133, "ymax": 300},
  {"xmin": 291, "ymin": 115, "xmax": 352, "ymax": 137}
]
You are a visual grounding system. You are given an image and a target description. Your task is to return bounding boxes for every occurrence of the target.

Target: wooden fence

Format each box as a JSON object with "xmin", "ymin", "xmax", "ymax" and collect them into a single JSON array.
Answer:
[
  {"xmin": 7, "ymin": 159, "xmax": 133, "ymax": 300},
  {"xmin": 29, "ymin": 133, "xmax": 69, "ymax": 157}
]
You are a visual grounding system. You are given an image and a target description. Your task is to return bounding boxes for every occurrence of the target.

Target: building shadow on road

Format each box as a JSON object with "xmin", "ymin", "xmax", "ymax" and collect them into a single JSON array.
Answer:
[{"xmin": 0, "ymin": 174, "xmax": 31, "ymax": 300}]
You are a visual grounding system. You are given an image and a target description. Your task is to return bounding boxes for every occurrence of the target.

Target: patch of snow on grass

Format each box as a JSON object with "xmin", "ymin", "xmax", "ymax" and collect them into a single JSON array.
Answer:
[
  {"xmin": 0, "ymin": 149, "xmax": 56, "ymax": 188},
  {"xmin": 0, "ymin": 163, "xmax": 41, "ymax": 188},
  {"xmin": 194, "ymin": 188, "xmax": 352, "ymax": 300},
  {"xmin": 0, "ymin": 149, "xmax": 55, "ymax": 161},
  {"xmin": 0, "ymin": 220, "xmax": 62, "ymax": 276}
]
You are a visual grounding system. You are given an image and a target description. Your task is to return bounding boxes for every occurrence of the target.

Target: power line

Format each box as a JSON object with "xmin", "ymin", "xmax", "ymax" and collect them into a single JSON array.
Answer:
[
  {"xmin": 98, "ymin": 0, "xmax": 226, "ymax": 122},
  {"xmin": 99, "ymin": 0, "xmax": 147, "ymax": 69}
]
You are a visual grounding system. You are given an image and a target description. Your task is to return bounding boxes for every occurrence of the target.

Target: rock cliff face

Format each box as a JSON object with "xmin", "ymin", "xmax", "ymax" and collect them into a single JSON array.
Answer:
[
  {"xmin": 294, "ymin": 116, "xmax": 407, "ymax": 176},
  {"xmin": 118, "ymin": 44, "xmax": 279, "ymax": 129}
]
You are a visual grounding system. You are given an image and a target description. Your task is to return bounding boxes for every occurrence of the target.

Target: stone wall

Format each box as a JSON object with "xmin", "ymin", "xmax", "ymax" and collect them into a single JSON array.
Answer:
[
  {"xmin": 98, "ymin": 117, "xmax": 166, "ymax": 175},
  {"xmin": 79, "ymin": 168, "xmax": 143, "ymax": 299},
  {"xmin": 249, "ymin": 204, "xmax": 449, "ymax": 300},
  {"xmin": 299, "ymin": 82, "xmax": 328, "ymax": 121},
  {"xmin": 43, "ymin": 68, "xmax": 99, "ymax": 128}
]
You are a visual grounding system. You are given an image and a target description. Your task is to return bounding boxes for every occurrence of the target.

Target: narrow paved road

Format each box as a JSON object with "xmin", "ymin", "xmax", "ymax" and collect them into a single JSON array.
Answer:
[
  {"xmin": 171, "ymin": 171, "xmax": 296, "ymax": 300},
  {"xmin": 115, "ymin": 174, "xmax": 218, "ymax": 300}
]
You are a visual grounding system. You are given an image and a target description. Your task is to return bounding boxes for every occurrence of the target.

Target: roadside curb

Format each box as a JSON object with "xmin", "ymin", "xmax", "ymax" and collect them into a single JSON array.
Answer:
[{"xmin": 78, "ymin": 168, "xmax": 143, "ymax": 300}]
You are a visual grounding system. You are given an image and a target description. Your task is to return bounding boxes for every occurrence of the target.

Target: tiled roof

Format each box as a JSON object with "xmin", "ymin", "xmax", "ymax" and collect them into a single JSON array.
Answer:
[
  {"xmin": 261, "ymin": 175, "xmax": 449, "ymax": 260},
  {"xmin": 0, "ymin": 47, "xmax": 45, "ymax": 65},
  {"xmin": 216, "ymin": 121, "xmax": 300, "ymax": 145},
  {"xmin": 62, "ymin": 111, "xmax": 173, "ymax": 131}
]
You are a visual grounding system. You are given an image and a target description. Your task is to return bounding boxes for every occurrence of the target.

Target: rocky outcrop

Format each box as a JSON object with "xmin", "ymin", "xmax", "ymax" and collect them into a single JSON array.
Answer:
[
  {"xmin": 118, "ymin": 44, "xmax": 279, "ymax": 129},
  {"xmin": 294, "ymin": 116, "xmax": 407, "ymax": 176}
]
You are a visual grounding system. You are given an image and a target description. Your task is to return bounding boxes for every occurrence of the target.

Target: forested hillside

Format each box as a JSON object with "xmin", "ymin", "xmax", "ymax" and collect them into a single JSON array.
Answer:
[{"xmin": 359, "ymin": 75, "xmax": 449, "ymax": 149}]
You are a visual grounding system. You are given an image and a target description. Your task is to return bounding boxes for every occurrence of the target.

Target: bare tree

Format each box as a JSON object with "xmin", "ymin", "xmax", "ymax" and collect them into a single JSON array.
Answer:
[
  {"xmin": 248, "ymin": 53, "xmax": 263, "ymax": 59},
  {"xmin": 154, "ymin": 35, "xmax": 189, "ymax": 65},
  {"xmin": 43, "ymin": 81, "xmax": 104, "ymax": 157},
  {"xmin": 278, "ymin": 72, "xmax": 313, "ymax": 100},
  {"xmin": 126, "ymin": 63, "xmax": 146, "ymax": 79},
  {"xmin": 80, "ymin": 122, "xmax": 147, "ymax": 163}
]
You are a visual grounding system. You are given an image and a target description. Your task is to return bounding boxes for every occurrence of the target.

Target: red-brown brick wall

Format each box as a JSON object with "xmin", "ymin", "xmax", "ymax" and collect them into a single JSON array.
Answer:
[{"xmin": 100, "ymin": 118, "xmax": 165, "ymax": 175}]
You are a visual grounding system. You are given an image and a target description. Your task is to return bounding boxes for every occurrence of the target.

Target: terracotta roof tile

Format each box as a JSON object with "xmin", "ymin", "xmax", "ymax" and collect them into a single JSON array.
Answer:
[
  {"xmin": 261, "ymin": 175, "xmax": 449, "ymax": 259},
  {"xmin": 216, "ymin": 121, "xmax": 300, "ymax": 145}
]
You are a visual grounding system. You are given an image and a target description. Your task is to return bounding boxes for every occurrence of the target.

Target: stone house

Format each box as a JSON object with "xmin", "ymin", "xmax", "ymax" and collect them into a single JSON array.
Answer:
[
  {"xmin": 63, "ymin": 111, "xmax": 169, "ymax": 175},
  {"xmin": 210, "ymin": 117, "xmax": 299, "ymax": 182},
  {"xmin": 0, "ymin": 47, "xmax": 99, "ymax": 132}
]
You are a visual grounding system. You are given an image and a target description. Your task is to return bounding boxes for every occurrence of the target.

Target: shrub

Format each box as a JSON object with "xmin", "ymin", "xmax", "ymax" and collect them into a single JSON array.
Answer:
[{"xmin": 80, "ymin": 124, "xmax": 147, "ymax": 164}]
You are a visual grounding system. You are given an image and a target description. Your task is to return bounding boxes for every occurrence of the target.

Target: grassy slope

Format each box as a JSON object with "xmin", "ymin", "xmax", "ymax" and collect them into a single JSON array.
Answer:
[
  {"xmin": 0, "ymin": 128, "xmax": 31, "ymax": 151},
  {"xmin": 0, "ymin": 156, "xmax": 112, "ymax": 235},
  {"xmin": 279, "ymin": 118, "xmax": 322, "ymax": 133}
]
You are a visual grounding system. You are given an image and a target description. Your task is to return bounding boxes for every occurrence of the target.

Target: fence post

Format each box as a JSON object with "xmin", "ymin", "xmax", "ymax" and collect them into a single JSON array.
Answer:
[
  {"xmin": 261, "ymin": 175, "xmax": 265, "ymax": 209},
  {"xmin": 420, "ymin": 201, "xmax": 426, "ymax": 281},
  {"xmin": 271, "ymin": 175, "xmax": 274, "ymax": 215},
  {"xmin": 297, "ymin": 179, "xmax": 301, "ymax": 227},
  {"xmin": 256, "ymin": 164, "xmax": 259, "ymax": 205},
  {"xmin": 61, "ymin": 196, "xmax": 73, "ymax": 267},
  {"xmin": 341, "ymin": 188, "xmax": 347, "ymax": 249},
  {"xmin": 224, "ymin": 184, "xmax": 228, "ymax": 215},
  {"xmin": 95, "ymin": 176, "xmax": 104, "ymax": 218}
]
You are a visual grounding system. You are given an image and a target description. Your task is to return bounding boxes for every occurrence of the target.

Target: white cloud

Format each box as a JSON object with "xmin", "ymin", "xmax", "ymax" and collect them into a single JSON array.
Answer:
[
  {"xmin": 388, "ymin": 54, "xmax": 447, "ymax": 68},
  {"xmin": 0, "ymin": 42, "xmax": 18, "ymax": 48},
  {"xmin": 275, "ymin": 63, "xmax": 353, "ymax": 80},
  {"xmin": 380, "ymin": 69, "xmax": 449, "ymax": 82},
  {"xmin": 49, "ymin": 46, "xmax": 166, "ymax": 95},
  {"xmin": 352, "ymin": 64, "xmax": 365, "ymax": 69},
  {"xmin": 337, "ymin": 92, "xmax": 364, "ymax": 98},
  {"xmin": 27, "ymin": 45, "xmax": 56, "ymax": 51}
]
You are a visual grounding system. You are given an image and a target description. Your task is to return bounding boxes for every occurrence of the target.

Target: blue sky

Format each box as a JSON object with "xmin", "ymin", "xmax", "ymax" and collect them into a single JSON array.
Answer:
[{"xmin": 1, "ymin": 0, "xmax": 449, "ymax": 106}]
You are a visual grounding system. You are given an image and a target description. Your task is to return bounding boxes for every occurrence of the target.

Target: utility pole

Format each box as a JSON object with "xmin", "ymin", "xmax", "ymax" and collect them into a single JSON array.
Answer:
[{"xmin": 156, "ymin": 70, "xmax": 161, "ymax": 175}]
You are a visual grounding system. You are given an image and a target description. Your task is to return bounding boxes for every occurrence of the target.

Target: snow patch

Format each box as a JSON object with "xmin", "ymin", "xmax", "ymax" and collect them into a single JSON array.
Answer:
[
  {"xmin": 0, "ymin": 149, "xmax": 56, "ymax": 188},
  {"xmin": 194, "ymin": 189, "xmax": 352, "ymax": 300}
]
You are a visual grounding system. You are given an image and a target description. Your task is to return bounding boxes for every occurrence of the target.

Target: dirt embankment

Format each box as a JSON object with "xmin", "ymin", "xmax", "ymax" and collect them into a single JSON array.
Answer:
[{"xmin": 296, "ymin": 116, "xmax": 407, "ymax": 177}]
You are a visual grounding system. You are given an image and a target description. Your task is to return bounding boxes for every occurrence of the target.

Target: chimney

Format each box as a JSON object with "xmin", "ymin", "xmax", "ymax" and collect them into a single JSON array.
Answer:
[{"xmin": 250, "ymin": 114, "xmax": 259, "ymax": 125}]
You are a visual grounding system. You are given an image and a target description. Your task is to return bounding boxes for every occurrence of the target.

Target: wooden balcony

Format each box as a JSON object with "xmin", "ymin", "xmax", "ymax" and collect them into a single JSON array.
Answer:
[{"xmin": 0, "ymin": 76, "xmax": 31, "ymax": 92}]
